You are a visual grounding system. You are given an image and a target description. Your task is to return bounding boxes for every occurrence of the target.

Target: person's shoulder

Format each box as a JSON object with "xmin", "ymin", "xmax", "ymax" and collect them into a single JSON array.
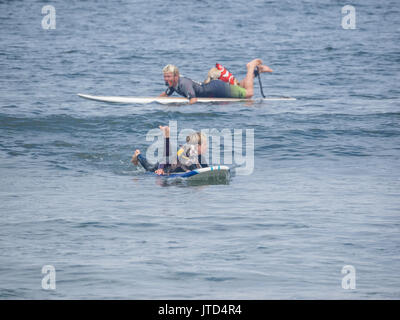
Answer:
[
  {"xmin": 184, "ymin": 77, "xmax": 203, "ymax": 87},
  {"xmin": 179, "ymin": 76, "xmax": 193, "ymax": 83}
]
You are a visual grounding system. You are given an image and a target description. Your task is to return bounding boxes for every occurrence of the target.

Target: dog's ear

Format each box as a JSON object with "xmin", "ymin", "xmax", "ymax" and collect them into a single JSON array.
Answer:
[{"xmin": 203, "ymin": 74, "xmax": 211, "ymax": 84}]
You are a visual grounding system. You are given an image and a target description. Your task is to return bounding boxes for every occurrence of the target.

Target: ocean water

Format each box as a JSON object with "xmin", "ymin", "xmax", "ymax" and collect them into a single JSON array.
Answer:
[{"xmin": 0, "ymin": 0, "xmax": 399, "ymax": 299}]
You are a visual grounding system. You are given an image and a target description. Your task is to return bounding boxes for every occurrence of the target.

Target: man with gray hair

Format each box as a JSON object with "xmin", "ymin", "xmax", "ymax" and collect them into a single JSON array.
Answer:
[{"xmin": 159, "ymin": 59, "xmax": 272, "ymax": 104}]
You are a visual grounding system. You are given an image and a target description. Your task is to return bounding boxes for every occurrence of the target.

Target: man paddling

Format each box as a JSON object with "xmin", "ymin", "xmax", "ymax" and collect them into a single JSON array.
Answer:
[{"xmin": 159, "ymin": 59, "xmax": 272, "ymax": 104}]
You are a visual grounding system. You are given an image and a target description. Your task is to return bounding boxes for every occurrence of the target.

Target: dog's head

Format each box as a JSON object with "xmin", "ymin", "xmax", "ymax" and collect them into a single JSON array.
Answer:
[{"xmin": 203, "ymin": 67, "xmax": 222, "ymax": 84}]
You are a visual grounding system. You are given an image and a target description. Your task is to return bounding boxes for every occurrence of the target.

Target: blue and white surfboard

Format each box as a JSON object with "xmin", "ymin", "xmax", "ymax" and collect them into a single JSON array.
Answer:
[{"xmin": 159, "ymin": 165, "xmax": 230, "ymax": 181}]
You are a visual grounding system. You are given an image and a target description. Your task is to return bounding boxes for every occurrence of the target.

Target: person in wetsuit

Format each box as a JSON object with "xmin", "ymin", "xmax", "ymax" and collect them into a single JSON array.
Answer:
[
  {"xmin": 159, "ymin": 59, "xmax": 273, "ymax": 104},
  {"xmin": 131, "ymin": 126, "xmax": 208, "ymax": 175}
]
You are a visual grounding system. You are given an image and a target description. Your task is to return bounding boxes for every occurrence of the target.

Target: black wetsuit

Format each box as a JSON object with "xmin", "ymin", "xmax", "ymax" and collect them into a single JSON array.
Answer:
[{"xmin": 165, "ymin": 77, "xmax": 246, "ymax": 99}]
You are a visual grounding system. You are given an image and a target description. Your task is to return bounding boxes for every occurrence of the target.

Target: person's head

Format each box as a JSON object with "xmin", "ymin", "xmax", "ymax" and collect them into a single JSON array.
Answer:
[
  {"xmin": 163, "ymin": 64, "xmax": 179, "ymax": 87},
  {"xmin": 186, "ymin": 132, "xmax": 208, "ymax": 155}
]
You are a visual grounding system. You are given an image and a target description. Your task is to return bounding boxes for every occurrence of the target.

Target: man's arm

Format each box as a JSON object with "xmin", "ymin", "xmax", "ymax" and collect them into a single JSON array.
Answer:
[{"xmin": 156, "ymin": 126, "xmax": 170, "ymax": 175}]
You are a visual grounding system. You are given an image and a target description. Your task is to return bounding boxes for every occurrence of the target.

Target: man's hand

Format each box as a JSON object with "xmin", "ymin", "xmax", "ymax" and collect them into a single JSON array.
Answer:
[
  {"xmin": 159, "ymin": 125, "xmax": 170, "ymax": 138},
  {"xmin": 189, "ymin": 98, "xmax": 198, "ymax": 104},
  {"xmin": 155, "ymin": 168, "xmax": 165, "ymax": 175},
  {"xmin": 131, "ymin": 149, "xmax": 140, "ymax": 165}
]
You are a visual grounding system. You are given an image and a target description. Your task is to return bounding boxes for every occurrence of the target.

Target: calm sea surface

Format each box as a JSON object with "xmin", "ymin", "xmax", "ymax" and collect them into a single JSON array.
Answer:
[{"xmin": 0, "ymin": 0, "xmax": 399, "ymax": 299}]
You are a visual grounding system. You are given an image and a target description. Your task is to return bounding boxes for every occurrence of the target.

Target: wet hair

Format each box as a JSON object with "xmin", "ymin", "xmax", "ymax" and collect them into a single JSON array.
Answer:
[
  {"xmin": 163, "ymin": 64, "xmax": 179, "ymax": 76},
  {"xmin": 186, "ymin": 132, "xmax": 207, "ymax": 145}
]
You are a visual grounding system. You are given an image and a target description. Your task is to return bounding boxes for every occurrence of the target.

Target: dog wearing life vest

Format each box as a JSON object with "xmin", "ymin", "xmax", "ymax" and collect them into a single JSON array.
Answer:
[{"xmin": 203, "ymin": 63, "xmax": 239, "ymax": 86}]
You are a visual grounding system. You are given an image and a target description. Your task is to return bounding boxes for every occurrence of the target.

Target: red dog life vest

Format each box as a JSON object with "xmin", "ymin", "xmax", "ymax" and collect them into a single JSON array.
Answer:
[{"xmin": 216, "ymin": 63, "xmax": 238, "ymax": 85}]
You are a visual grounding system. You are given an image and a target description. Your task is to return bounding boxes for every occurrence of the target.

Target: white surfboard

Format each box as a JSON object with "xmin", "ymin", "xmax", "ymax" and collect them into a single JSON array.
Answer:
[{"xmin": 77, "ymin": 93, "xmax": 296, "ymax": 104}]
